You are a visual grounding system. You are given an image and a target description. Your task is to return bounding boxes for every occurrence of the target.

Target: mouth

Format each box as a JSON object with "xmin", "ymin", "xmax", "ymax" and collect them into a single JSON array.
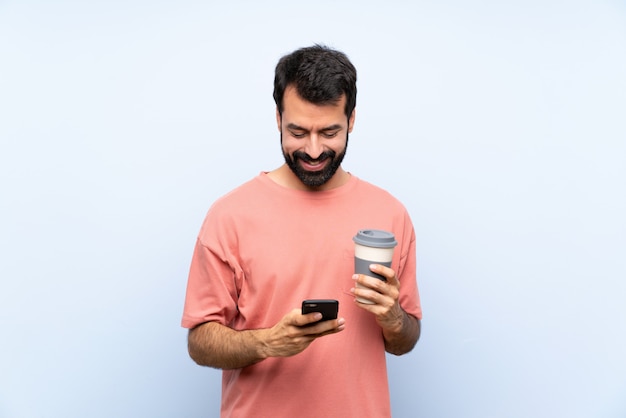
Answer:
[{"xmin": 299, "ymin": 158, "xmax": 328, "ymax": 171}]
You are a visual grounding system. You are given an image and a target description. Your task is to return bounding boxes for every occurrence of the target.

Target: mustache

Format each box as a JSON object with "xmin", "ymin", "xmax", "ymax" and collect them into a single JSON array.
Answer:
[{"xmin": 293, "ymin": 150, "xmax": 336, "ymax": 163}]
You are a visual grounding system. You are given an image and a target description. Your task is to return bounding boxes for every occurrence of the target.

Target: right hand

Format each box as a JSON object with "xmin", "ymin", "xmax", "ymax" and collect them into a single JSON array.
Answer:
[{"xmin": 259, "ymin": 308, "xmax": 345, "ymax": 358}]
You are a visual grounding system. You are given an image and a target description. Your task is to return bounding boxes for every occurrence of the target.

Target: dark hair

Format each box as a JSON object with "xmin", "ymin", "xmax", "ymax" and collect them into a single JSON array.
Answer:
[{"xmin": 273, "ymin": 44, "xmax": 357, "ymax": 118}]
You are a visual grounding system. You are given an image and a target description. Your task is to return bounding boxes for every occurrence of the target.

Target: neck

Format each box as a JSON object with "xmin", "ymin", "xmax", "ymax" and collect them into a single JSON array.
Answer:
[{"xmin": 267, "ymin": 165, "xmax": 350, "ymax": 191}]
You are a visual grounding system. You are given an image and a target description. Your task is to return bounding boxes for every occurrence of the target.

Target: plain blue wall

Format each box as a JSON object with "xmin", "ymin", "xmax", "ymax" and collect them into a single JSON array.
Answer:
[{"xmin": 1, "ymin": 1, "xmax": 624, "ymax": 417}]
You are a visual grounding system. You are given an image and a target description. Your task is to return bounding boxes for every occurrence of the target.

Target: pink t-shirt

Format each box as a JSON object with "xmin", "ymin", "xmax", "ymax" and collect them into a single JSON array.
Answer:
[{"xmin": 182, "ymin": 173, "xmax": 421, "ymax": 418}]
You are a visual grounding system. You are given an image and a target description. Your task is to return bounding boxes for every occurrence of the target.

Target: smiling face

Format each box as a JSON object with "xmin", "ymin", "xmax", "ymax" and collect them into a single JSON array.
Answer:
[{"xmin": 277, "ymin": 85, "xmax": 355, "ymax": 191}]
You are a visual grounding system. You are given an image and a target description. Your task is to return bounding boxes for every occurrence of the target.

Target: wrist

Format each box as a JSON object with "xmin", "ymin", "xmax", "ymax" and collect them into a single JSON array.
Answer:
[
  {"xmin": 382, "ymin": 307, "xmax": 406, "ymax": 335},
  {"xmin": 249, "ymin": 328, "xmax": 271, "ymax": 360}
]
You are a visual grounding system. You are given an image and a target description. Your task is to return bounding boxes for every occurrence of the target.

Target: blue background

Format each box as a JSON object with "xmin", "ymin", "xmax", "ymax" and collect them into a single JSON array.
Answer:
[{"xmin": 1, "ymin": 1, "xmax": 625, "ymax": 417}]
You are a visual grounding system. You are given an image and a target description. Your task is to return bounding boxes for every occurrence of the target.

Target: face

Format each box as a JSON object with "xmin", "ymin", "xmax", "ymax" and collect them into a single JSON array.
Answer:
[{"xmin": 277, "ymin": 86, "xmax": 355, "ymax": 189}]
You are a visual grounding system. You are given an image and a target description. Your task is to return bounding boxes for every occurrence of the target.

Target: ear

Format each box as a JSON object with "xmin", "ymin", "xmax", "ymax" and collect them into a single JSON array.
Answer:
[
  {"xmin": 348, "ymin": 109, "xmax": 356, "ymax": 133},
  {"xmin": 276, "ymin": 108, "xmax": 282, "ymax": 132}
]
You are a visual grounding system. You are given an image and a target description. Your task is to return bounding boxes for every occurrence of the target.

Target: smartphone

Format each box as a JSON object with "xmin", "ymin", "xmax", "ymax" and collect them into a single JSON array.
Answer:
[{"xmin": 301, "ymin": 299, "xmax": 339, "ymax": 324}]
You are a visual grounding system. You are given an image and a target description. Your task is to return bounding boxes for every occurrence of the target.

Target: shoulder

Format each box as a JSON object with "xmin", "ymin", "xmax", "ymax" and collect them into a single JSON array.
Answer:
[
  {"xmin": 197, "ymin": 175, "xmax": 268, "ymax": 234},
  {"xmin": 352, "ymin": 176, "xmax": 415, "ymax": 238},
  {"xmin": 353, "ymin": 176, "xmax": 407, "ymax": 210},
  {"xmin": 208, "ymin": 173, "xmax": 277, "ymax": 213},
  {"xmin": 213, "ymin": 176, "xmax": 262, "ymax": 205}
]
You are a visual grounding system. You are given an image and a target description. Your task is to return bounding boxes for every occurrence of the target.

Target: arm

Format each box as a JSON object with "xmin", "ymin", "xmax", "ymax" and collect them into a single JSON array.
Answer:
[
  {"xmin": 188, "ymin": 309, "xmax": 345, "ymax": 369},
  {"xmin": 379, "ymin": 306, "xmax": 421, "ymax": 355},
  {"xmin": 352, "ymin": 264, "xmax": 421, "ymax": 355},
  {"xmin": 188, "ymin": 322, "xmax": 267, "ymax": 369}
]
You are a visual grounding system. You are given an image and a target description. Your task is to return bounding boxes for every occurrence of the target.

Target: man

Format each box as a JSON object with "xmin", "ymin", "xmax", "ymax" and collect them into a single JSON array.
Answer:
[{"xmin": 182, "ymin": 45, "xmax": 422, "ymax": 417}]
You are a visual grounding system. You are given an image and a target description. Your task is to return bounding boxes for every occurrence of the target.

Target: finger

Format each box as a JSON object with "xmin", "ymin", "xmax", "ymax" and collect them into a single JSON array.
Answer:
[
  {"xmin": 354, "ymin": 273, "xmax": 390, "ymax": 294},
  {"xmin": 369, "ymin": 264, "xmax": 399, "ymax": 286},
  {"xmin": 284, "ymin": 308, "xmax": 320, "ymax": 327},
  {"xmin": 299, "ymin": 312, "xmax": 323, "ymax": 326},
  {"xmin": 303, "ymin": 318, "xmax": 346, "ymax": 336},
  {"xmin": 352, "ymin": 275, "xmax": 399, "ymax": 306}
]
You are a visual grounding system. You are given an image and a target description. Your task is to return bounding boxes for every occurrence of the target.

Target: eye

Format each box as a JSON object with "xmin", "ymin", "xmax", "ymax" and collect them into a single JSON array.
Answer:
[
  {"xmin": 289, "ymin": 130, "xmax": 306, "ymax": 139},
  {"xmin": 321, "ymin": 131, "xmax": 339, "ymax": 139}
]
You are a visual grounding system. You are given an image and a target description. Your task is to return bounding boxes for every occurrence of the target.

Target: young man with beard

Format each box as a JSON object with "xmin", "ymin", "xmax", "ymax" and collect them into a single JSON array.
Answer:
[{"xmin": 182, "ymin": 45, "xmax": 422, "ymax": 417}]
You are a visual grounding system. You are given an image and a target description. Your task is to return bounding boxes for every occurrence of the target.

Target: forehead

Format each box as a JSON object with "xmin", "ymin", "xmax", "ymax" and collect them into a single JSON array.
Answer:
[{"xmin": 281, "ymin": 86, "xmax": 347, "ymax": 126}]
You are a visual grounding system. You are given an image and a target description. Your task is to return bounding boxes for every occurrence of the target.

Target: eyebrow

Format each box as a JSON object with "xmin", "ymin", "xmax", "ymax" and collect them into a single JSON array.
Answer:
[{"xmin": 286, "ymin": 123, "xmax": 343, "ymax": 132}]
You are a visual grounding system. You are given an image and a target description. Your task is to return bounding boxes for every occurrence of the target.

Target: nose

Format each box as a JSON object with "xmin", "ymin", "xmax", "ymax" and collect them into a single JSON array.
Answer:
[{"xmin": 304, "ymin": 134, "xmax": 324, "ymax": 160}]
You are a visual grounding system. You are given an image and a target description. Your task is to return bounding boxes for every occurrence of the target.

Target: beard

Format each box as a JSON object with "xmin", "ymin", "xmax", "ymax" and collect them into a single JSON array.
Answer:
[{"xmin": 282, "ymin": 133, "xmax": 348, "ymax": 188}]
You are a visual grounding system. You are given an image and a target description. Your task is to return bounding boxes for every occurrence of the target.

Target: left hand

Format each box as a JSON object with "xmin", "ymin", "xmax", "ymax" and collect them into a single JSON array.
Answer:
[{"xmin": 351, "ymin": 264, "xmax": 405, "ymax": 333}]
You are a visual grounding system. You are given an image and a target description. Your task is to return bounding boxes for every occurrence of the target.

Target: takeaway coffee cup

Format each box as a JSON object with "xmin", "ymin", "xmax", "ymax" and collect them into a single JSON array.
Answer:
[{"xmin": 353, "ymin": 229, "xmax": 397, "ymax": 304}]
